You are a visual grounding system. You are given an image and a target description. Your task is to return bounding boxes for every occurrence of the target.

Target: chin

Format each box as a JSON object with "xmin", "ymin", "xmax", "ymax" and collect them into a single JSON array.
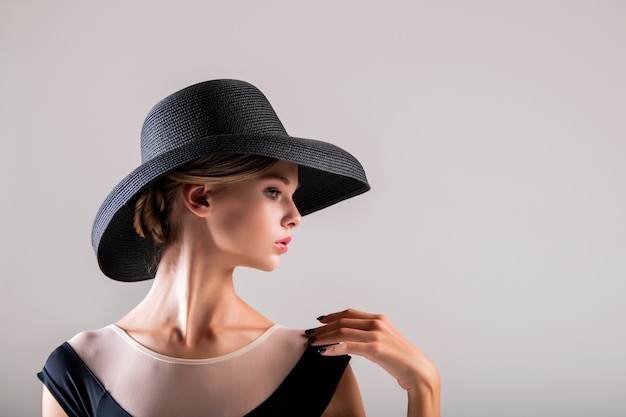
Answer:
[
  {"xmin": 241, "ymin": 257, "xmax": 280, "ymax": 272},
  {"xmin": 257, "ymin": 261, "xmax": 280, "ymax": 272}
]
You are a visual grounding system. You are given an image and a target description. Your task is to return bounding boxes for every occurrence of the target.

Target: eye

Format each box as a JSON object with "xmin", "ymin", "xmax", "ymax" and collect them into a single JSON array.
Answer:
[{"xmin": 265, "ymin": 187, "xmax": 281, "ymax": 200}]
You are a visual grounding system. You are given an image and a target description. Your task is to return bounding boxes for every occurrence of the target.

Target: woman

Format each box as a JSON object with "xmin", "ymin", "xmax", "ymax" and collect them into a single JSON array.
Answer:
[{"xmin": 39, "ymin": 79, "xmax": 440, "ymax": 417}]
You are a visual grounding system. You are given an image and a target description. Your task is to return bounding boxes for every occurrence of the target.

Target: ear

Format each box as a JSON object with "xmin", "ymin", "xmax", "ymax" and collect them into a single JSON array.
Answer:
[{"xmin": 181, "ymin": 183, "xmax": 213, "ymax": 217}]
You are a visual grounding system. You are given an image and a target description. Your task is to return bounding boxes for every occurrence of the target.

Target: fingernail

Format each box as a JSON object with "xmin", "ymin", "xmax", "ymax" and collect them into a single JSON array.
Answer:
[
  {"xmin": 316, "ymin": 315, "xmax": 326, "ymax": 321},
  {"xmin": 307, "ymin": 337, "xmax": 316, "ymax": 344},
  {"xmin": 304, "ymin": 328, "xmax": 315, "ymax": 335},
  {"xmin": 317, "ymin": 347, "xmax": 327, "ymax": 354}
]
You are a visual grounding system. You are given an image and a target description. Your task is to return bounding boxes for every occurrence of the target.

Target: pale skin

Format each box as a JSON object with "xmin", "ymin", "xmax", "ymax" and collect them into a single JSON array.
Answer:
[{"xmin": 42, "ymin": 161, "xmax": 440, "ymax": 417}]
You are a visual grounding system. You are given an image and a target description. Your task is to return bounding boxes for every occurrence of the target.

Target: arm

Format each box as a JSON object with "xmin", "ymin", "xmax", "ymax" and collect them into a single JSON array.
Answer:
[
  {"xmin": 42, "ymin": 385, "xmax": 70, "ymax": 417},
  {"xmin": 307, "ymin": 309, "xmax": 440, "ymax": 417},
  {"xmin": 322, "ymin": 364, "xmax": 367, "ymax": 417}
]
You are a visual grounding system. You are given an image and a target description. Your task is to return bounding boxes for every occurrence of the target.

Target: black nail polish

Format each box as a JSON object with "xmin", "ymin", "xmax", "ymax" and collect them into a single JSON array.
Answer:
[
  {"xmin": 316, "ymin": 315, "xmax": 326, "ymax": 321},
  {"xmin": 308, "ymin": 337, "xmax": 316, "ymax": 344},
  {"xmin": 317, "ymin": 347, "xmax": 327, "ymax": 354},
  {"xmin": 304, "ymin": 328, "xmax": 315, "ymax": 335}
]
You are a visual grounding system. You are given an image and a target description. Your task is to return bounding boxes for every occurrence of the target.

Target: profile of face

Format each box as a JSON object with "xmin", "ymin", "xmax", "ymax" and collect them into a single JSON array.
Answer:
[{"xmin": 188, "ymin": 161, "xmax": 302, "ymax": 272}]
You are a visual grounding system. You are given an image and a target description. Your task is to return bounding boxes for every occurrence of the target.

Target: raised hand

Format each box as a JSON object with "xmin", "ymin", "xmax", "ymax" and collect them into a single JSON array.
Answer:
[{"xmin": 305, "ymin": 308, "xmax": 440, "ymax": 417}]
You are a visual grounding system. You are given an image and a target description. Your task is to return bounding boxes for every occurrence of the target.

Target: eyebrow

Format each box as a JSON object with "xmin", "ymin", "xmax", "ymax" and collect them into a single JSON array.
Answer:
[{"xmin": 261, "ymin": 173, "xmax": 300, "ymax": 189}]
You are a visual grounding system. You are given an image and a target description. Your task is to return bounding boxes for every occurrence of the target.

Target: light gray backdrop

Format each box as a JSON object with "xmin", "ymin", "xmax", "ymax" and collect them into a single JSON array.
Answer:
[{"xmin": 1, "ymin": 1, "xmax": 625, "ymax": 416}]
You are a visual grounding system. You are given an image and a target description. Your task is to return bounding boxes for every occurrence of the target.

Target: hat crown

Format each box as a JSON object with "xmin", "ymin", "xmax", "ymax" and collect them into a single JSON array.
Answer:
[{"xmin": 140, "ymin": 79, "xmax": 287, "ymax": 163}]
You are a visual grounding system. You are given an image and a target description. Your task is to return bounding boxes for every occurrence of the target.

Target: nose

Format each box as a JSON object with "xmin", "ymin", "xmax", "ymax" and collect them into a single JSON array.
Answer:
[{"xmin": 283, "ymin": 200, "xmax": 302, "ymax": 229}]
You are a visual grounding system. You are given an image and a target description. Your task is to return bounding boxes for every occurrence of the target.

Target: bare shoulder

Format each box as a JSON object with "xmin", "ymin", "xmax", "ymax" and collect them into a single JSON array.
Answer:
[
  {"xmin": 322, "ymin": 364, "xmax": 367, "ymax": 417},
  {"xmin": 66, "ymin": 325, "xmax": 113, "ymax": 358},
  {"xmin": 67, "ymin": 327, "xmax": 100, "ymax": 345}
]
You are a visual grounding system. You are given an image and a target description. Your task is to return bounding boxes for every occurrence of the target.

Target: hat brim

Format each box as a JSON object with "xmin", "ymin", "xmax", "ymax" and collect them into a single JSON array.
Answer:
[{"xmin": 92, "ymin": 133, "xmax": 370, "ymax": 282}]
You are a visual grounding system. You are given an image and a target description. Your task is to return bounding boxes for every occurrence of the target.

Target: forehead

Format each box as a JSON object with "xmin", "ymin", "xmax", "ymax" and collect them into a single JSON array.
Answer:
[{"xmin": 261, "ymin": 161, "xmax": 299, "ymax": 185}]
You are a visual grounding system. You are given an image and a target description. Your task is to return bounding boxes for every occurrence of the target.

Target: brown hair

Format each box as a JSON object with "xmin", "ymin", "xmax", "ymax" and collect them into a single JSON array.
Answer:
[{"xmin": 133, "ymin": 154, "xmax": 277, "ymax": 244}]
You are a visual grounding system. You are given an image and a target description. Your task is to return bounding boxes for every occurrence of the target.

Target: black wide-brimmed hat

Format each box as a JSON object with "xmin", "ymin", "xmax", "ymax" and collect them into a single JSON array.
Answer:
[{"xmin": 92, "ymin": 79, "xmax": 370, "ymax": 282}]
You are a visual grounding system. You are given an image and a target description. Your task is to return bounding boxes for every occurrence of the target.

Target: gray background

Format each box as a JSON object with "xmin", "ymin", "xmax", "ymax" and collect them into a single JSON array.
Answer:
[{"xmin": 1, "ymin": 1, "xmax": 625, "ymax": 416}]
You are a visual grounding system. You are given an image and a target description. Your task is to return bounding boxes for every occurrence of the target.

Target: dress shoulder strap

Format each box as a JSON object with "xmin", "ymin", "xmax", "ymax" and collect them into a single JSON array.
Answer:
[
  {"xmin": 246, "ymin": 345, "xmax": 350, "ymax": 417},
  {"xmin": 37, "ymin": 343, "xmax": 131, "ymax": 417}
]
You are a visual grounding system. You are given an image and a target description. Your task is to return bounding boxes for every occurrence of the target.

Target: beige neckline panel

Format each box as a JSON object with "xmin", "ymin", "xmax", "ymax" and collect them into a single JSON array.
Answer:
[
  {"xmin": 68, "ymin": 325, "xmax": 307, "ymax": 417},
  {"xmin": 107, "ymin": 323, "xmax": 282, "ymax": 365}
]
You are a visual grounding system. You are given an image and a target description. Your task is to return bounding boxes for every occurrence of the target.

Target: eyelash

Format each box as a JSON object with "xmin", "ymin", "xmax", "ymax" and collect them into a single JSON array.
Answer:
[{"xmin": 265, "ymin": 188, "xmax": 281, "ymax": 200}]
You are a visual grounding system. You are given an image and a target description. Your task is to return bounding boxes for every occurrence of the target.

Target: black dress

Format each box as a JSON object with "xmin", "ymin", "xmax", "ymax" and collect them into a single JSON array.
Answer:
[{"xmin": 38, "ymin": 325, "xmax": 349, "ymax": 417}]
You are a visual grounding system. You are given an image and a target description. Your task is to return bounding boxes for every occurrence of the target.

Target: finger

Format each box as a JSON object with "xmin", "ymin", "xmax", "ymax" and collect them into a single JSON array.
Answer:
[
  {"xmin": 316, "ymin": 341, "xmax": 383, "ymax": 360},
  {"xmin": 309, "ymin": 315, "xmax": 395, "ymax": 342},
  {"xmin": 308, "ymin": 327, "xmax": 377, "ymax": 347},
  {"xmin": 306, "ymin": 318, "xmax": 374, "ymax": 337},
  {"xmin": 317, "ymin": 308, "xmax": 381, "ymax": 323}
]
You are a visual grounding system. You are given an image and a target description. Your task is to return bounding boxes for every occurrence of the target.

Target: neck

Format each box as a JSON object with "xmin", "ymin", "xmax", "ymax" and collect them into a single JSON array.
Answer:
[{"xmin": 117, "ymin": 240, "xmax": 270, "ymax": 349}]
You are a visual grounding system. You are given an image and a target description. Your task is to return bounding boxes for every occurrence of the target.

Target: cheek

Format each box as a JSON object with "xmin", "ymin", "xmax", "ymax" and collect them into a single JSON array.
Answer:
[
  {"xmin": 218, "ymin": 206, "xmax": 247, "ymax": 234},
  {"xmin": 215, "ymin": 202, "xmax": 267, "ymax": 239}
]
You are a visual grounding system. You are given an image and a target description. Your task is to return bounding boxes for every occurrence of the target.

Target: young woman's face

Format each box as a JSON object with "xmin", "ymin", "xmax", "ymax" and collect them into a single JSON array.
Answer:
[{"xmin": 206, "ymin": 161, "xmax": 301, "ymax": 271}]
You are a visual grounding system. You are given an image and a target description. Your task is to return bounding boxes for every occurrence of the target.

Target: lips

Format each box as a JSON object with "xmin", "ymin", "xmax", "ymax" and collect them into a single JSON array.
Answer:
[{"xmin": 274, "ymin": 236, "xmax": 292, "ymax": 253}]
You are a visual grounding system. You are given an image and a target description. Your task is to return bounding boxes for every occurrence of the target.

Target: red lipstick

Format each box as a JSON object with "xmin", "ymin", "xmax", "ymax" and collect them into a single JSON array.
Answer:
[{"xmin": 275, "ymin": 236, "xmax": 292, "ymax": 253}]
